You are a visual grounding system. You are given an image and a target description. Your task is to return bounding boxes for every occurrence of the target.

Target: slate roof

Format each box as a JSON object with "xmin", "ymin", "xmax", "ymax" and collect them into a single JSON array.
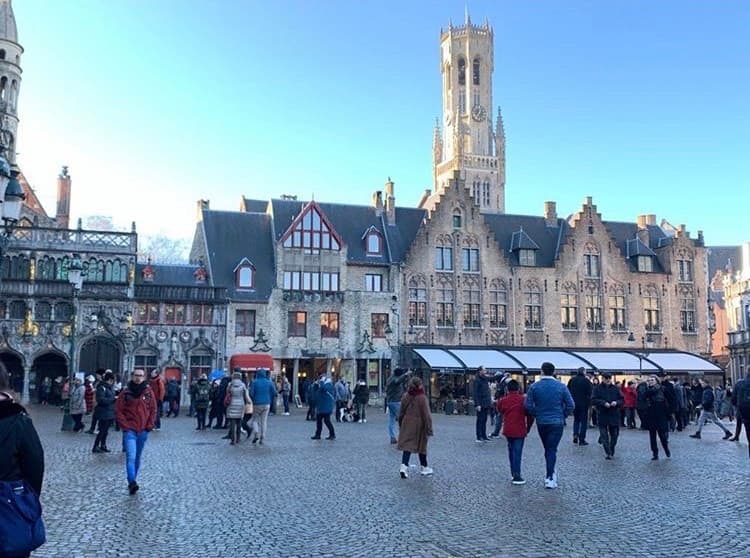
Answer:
[
  {"xmin": 707, "ymin": 246, "xmax": 742, "ymax": 279},
  {"xmin": 134, "ymin": 263, "xmax": 202, "ymax": 286},
  {"xmin": 241, "ymin": 197, "xmax": 269, "ymax": 214},
  {"xmin": 602, "ymin": 221, "xmax": 676, "ymax": 273},
  {"xmin": 482, "ymin": 213, "xmax": 568, "ymax": 267},
  {"xmin": 200, "ymin": 210, "xmax": 275, "ymax": 301},
  {"xmin": 268, "ymin": 199, "xmax": 425, "ymax": 266}
]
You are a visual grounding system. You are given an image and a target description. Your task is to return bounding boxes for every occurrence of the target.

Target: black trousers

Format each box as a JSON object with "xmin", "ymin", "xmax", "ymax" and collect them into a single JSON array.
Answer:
[
  {"xmin": 242, "ymin": 413, "xmax": 253, "ymax": 436},
  {"xmin": 94, "ymin": 419, "xmax": 112, "ymax": 449},
  {"xmin": 598, "ymin": 424, "xmax": 619, "ymax": 456},
  {"xmin": 195, "ymin": 408, "xmax": 207, "ymax": 429},
  {"xmin": 649, "ymin": 426, "xmax": 669, "ymax": 456},
  {"xmin": 314, "ymin": 413, "xmax": 335, "ymax": 437}
]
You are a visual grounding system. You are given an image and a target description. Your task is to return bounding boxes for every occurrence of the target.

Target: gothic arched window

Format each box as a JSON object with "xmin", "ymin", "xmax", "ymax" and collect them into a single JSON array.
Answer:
[
  {"xmin": 560, "ymin": 281, "xmax": 578, "ymax": 330},
  {"xmin": 473, "ymin": 58, "xmax": 480, "ymax": 85},
  {"xmin": 458, "ymin": 58, "xmax": 466, "ymax": 86}
]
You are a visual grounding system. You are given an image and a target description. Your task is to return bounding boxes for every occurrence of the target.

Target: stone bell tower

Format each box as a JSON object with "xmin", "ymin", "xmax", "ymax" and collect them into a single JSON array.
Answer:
[
  {"xmin": 431, "ymin": 10, "xmax": 505, "ymax": 213},
  {"xmin": 0, "ymin": 0, "xmax": 22, "ymax": 165}
]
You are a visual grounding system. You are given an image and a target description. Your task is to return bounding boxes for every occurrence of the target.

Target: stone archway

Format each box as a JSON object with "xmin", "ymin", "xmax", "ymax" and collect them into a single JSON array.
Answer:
[
  {"xmin": 0, "ymin": 351, "xmax": 24, "ymax": 393},
  {"xmin": 79, "ymin": 336, "xmax": 122, "ymax": 376},
  {"xmin": 32, "ymin": 352, "xmax": 68, "ymax": 405}
]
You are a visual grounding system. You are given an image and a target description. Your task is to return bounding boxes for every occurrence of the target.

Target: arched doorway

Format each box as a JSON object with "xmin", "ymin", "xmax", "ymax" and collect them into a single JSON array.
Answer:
[
  {"xmin": 0, "ymin": 351, "xmax": 24, "ymax": 394},
  {"xmin": 79, "ymin": 336, "xmax": 121, "ymax": 376},
  {"xmin": 32, "ymin": 352, "xmax": 68, "ymax": 405}
]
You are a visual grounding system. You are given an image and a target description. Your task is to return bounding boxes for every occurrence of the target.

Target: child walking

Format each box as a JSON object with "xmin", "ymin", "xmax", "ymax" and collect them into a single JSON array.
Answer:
[{"xmin": 496, "ymin": 379, "xmax": 533, "ymax": 485}]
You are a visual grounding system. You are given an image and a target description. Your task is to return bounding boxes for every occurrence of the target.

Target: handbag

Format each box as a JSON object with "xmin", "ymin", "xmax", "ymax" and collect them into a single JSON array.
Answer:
[
  {"xmin": 0, "ymin": 479, "xmax": 47, "ymax": 556},
  {"xmin": 244, "ymin": 390, "xmax": 254, "ymax": 415}
]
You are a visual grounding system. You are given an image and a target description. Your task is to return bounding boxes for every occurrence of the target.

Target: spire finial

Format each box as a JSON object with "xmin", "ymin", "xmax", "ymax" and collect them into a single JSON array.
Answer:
[{"xmin": 465, "ymin": 2, "xmax": 471, "ymax": 25}]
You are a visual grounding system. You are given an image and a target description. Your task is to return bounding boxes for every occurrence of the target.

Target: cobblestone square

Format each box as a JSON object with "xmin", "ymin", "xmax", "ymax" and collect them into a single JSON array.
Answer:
[{"xmin": 29, "ymin": 405, "xmax": 749, "ymax": 558}]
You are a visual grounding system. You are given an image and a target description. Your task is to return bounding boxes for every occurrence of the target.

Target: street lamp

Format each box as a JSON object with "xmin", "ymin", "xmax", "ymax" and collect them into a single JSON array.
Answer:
[
  {"xmin": 61, "ymin": 254, "xmax": 84, "ymax": 431},
  {"xmin": 628, "ymin": 331, "xmax": 654, "ymax": 376},
  {"xmin": 0, "ymin": 157, "xmax": 26, "ymax": 284}
]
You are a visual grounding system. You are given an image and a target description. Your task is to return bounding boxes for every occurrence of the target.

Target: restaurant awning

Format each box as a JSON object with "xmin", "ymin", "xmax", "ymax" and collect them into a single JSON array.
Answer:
[
  {"xmin": 406, "ymin": 346, "xmax": 723, "ymax": 376},
  {"xmin": 229, "ymin": 354, "xmax": 273, "ymax": 371}
]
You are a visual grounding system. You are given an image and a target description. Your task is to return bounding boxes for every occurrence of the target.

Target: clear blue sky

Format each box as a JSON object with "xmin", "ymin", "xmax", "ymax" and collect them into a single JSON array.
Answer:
[{"xmin": 13, "ymin": 0, "xmax": 750, "ymax": 245}]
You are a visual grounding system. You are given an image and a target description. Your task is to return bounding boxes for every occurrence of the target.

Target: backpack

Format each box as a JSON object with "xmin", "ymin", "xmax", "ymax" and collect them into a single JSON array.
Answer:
[
  {"xmin": 195, "ymin": 384, "xmax": 210, "ymax": 404},
  {"xmin": 166, "ymin": 381, "xmax": 179, "ymax": 399}
]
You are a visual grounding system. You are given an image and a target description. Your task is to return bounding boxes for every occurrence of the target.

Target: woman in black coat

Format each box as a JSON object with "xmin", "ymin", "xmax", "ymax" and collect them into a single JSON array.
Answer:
[
  {"xmin": 92, "ymin": 371, "xmax": 116, "ymax": 453},
  {"xmin": 643, "ymin": 375, "xmax": 671, "ymax": 460}
]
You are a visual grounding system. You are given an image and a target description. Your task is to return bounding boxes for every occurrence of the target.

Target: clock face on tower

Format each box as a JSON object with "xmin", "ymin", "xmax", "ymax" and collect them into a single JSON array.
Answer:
[{"xmin": 471, "ymin": 104, "xmax": 487, "ymax": 122}]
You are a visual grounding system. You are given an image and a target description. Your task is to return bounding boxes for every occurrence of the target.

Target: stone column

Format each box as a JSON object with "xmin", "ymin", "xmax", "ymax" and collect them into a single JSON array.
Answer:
[{"xmin": 21, "ymin": 363, "xmax": 31, "ymax": 405}]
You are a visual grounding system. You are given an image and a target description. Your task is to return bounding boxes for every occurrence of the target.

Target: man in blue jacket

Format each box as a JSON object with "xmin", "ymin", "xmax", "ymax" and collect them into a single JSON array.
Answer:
[
  {"xmin": 248, "ymin": 369, "xmax": 277, "ymax": 445},
  {"xmin": 524, "ymin": 362, "xmax": 575, "ymax": 489}
]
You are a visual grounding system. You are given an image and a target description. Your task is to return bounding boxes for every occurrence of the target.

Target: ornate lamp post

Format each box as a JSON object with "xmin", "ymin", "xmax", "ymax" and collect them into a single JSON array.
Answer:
[
  {"xmin": 0, "ymin": 156, "xmax": 25, "ymax": 284},
  {"xmin": 61, "ymin": 254, "xmax": 84, "ymax": 431}
]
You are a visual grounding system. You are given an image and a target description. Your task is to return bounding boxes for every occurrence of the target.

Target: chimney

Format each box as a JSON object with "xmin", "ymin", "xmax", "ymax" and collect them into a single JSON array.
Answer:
[
  {"xmin": 384, "ymin": 177, "xmax": 395, "ymax": 224},
  {"xmin": 543, "ymin": 201, "xmax": 557, "ymax": 227},
  {"xmin": 372, "ymin": 190, "xmax": 383, "ymax": 217},
  {"xmin": 646, "ymin": 214, "xmax": 656, "ymax": 226},
  {"xmin": 585, "ymin": 196, "xmax": 593, "ymax": 206},
  {"xmin": 55, "ymin": 166, "xmax": 71, "ymax": 229},
  {"xmin": 196, "ymin": 199, "xmax": 209, "ymax": 222},
  {"xmin": 636, "ymin": 214, "xmax": 648, "ymax": 229}
]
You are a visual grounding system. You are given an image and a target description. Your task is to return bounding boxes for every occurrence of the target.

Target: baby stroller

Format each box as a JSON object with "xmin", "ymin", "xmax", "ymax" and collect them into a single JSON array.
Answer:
[{"xmin": 340, "ymin": 402, "xmax": 359, "ymax": 423}]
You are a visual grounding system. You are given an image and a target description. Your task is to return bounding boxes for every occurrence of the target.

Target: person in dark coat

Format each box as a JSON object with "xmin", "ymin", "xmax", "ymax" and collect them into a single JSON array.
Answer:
[
  {"xmin": 643, "ymin": 376, "xmax": 671, "ymax": 460},
  {"xmin": 397, "ymin": 376, "xmax": 434, "ymax": 478},
  {"xmin": 591, "ymin": 372, "xmax": 624, "ymax": 459},
  {"xmin": 473, "ymin": 366, "xmax": 493, "ymax": 442},
  {"xmin": 0, "ymin": 363, "xmax": 45, "ymax": 557},
  {"xmin": 310, "ymin": 375, "xmax": 336, "ymax": 440},
  {"xmin": 567, "ymin": 367, "xmax": 593, "ymax": 445},
  {"xmin": 353, "ymin": 379, "xmax": 370, "ymax": 423},
  {"xmin": 92, "ymin": 371, "xmax": 116, "ymax": 453}
]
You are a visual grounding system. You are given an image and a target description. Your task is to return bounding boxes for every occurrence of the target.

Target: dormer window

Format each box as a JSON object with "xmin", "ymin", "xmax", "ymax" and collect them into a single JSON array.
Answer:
[
  {"xmin": 519, "ymin": 249, "xmax": 535, "ymax": 266},
  {"xmin": 364, "ymin": 228, "xmax": 383, "ymax": 256},
  {"xmin": 234, "ymin": 258, "xmax": 255, "ymax": 289},
  {"xmin": 637, "ymin": 255, "xmax": 653, "ymax": 272}
]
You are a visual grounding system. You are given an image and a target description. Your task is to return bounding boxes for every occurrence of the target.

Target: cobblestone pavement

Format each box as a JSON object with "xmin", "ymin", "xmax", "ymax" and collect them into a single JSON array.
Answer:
[{"xmin": 25, "ymin": 404, "xmax": 750, "ymax": 558}]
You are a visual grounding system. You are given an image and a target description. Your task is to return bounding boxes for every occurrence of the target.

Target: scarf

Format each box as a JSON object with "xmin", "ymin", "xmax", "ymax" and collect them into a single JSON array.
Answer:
[
  {"xmin": 407, "ymin": 386, "xmax": 424, "ymax": 396},
  {"xmin": 127, "ymin": 381, "xmax": 147, "ymax": 398}
]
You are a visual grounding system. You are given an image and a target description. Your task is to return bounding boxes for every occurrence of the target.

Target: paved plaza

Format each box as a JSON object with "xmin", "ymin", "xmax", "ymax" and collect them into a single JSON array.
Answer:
[{"xmin": 28, "ymin": 404, "xmax": 750, "ymax": 558}]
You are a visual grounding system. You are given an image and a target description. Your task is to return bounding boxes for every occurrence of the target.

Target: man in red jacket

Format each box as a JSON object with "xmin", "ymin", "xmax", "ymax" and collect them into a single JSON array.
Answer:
[
  {"xmin": 496, "ymin": 379, "xmax": 534, "ymax": 485},
  {"xmin": 115, "ymin": 369, "xmax": 157, "ymax": 495}
]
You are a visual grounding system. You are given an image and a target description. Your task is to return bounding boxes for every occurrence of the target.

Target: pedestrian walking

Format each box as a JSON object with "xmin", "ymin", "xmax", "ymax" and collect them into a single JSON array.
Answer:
[
  {"xmin": 164, "ymin": 378, "xmax": 181, "ymax": 418},
  {"xmin": 305, "ymin": 378, "xmax": 317, "ymax": 421},
  {"xmin": 115, "ymin": 369, "xmax": 157, "ymax": 495},
  {"xmin": 621, "ymin": 381, "xmax": 637, "ymax": 429},
  {"xmin": 353, "ymin": 379, "xmax": 369, "ymax": 423},
  {"xmin": 524, "ymin": 362, "xmax": 575, "ymax": 489},
  {"xmin": 248, "ymin": 368, "xmax": 277, "ymax": 445},
  {"xmin": 0, "ymin": 362, "xmax": 46, "ymax": 557},
  {"xmin": 689, "ymin": 379, "xmax": 732, "ymax": 441},
  {"xmin": 69, "ymin": 374, "xmax": 87, "ymax": 432},
  {"xmin": 225, "ymin": 372, "xmax": 250, "ymax": 445},
  {"xmin": 567, "ymin": 367, "xmax": 593, "ymax": 445},
  {"xmin": 385, "ymin": 368, "xmax": 411, "ymax": 444},
  {"xmin": 473, "ymin": 366, "xmax": 493, "ymax": 443},
  {"xmin": 149, "ymin": 370, "xmax": 165, "ymax": 431},
  {"xmin": 730, "ymin": 372, "xmax": 750, "ymax": 456},
  {"xmin": 92, "ymin": 371, "xmax": 116, "ymax": 453},
  {"xmin": 591, "ymin": 372, "xmax": 623, "ymax": 459},
  {"xmin": 84, "ymin": 375, "xmax": 95, "ymax": 415},
  {"xmin": 310, "ymin": 374, "xmax": 336, "ymax": 440},
  {"xmin": 398, "ymin": 376, "xmax": 433, "ymax": 478},
  {"xmin": 643, "ymin": 376, "xmax": 671, "ymax": 460},
  {"xmin": 489, "ymin": 372, "xmax": 511, "ymax": 438},
  {"xmin": 280, "ymin": 375, "xmax": 291, "ymax": 415},
  {"xmin": 191, "ymin": 374, "xmax": 211, "ymax": 430},
  {"xmin": 496, "ymin": 379, "xmax": 533, "ymax": 484},
  {"xmin": 334, "ymin": 377, "xmax": 349, "ymax": 422}
]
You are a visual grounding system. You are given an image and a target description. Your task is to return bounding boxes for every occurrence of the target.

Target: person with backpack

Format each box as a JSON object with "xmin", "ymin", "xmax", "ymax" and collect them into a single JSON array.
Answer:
[
  {"xmin": 353, "ymin": 379, "xmax": 370, "ymax": 423},
  {"xmin": 164, "ymin": 378, "xmax": 181, "ymax": 418},
  {"xmin": 689, "ymin": 379, "xmax": 732, "ymax": 441},
  {"xmin": 730, "ymin": 372, "xmax": 750, "ymax": 456},
  {"xmin": 191, "ymin": 374, "xmax": 211, "ymax": 430}
]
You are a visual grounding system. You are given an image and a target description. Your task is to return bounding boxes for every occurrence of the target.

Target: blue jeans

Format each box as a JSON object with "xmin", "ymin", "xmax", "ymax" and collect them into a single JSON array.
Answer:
[
  {"xmin": 573, "ymin": 406, "xmax": 589, "ymax": 441},
  {"xmin": 506, "ymin": 436, "xmax": 525, "ymax": 478},
  {"xmin": 123, "ymin": 430, "xmax": 149, "ymax": 484},
  {"xmin": 282, "ymin": 394, "xmax": 290, "ymax": 413},
  {"xmin": 387, "ymin": 401, "xmax": 400, "ymax": 440},
  {"xmin": 491, "ymin": 412, "xmax": 503, "ymax": 436},
  {"xmin": 537, "ymin": 424, "xmax": 564, "ymax": 479}
]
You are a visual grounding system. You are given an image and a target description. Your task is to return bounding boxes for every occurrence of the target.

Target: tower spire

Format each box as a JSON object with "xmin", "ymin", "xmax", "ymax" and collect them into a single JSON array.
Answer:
[{"xmin": 465, "ymin": 2, "xmax": 471, "ymax": 25}]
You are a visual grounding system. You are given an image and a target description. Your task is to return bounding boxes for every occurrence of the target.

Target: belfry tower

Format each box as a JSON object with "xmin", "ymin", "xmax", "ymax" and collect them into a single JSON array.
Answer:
[
  {"xmin": 431, "ymin": 11, "xmax": 505, "ymax": 213},
  {"xmin": 0, "ymin": 0, "xmax": 21, "ymax": 165}
]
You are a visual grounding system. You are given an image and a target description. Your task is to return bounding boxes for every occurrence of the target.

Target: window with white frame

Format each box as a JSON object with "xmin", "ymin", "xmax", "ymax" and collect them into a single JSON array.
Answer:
[
  {"xmin": 488, "ymin": 279, "xmax": 507, "ymax": 328},
  {"xmin": 365, "ymin": 274, "xmax": 382, "ymax": 292},
  {"xmin": 435, "ymin": 245, "xmax": 453, "ymax": 271},
  {"xmin": 408, "ymin": 277, "xmax": 427, "ymax": 326},
  {"xmin": 585, "ymin": 292, "xmax": 603, "ymax": 330},
  {"xmin": 524, "ymin": 282, "xmax": 542, "ymax": 329},
  {"xmin": 680, "ymin": 296, "xmax": 696, "ymax": 333},
  {"xmin": 560, "ymin": 284, "xmax": 578, "ymax": 330},
  {"xmin": 637, "ymin": 255, "xmax": 654, "ymax": 272},
  {"xmin": 436, "ymin": 279, "xmax": 454, "ymax": 327},
  {"xmin": 282, "ymin": 204, "xmax": 340, "ymax": 254},
  {"xmin": 519, "ymin": 249, "xmax": 535, "ymax": 267},
  {"xmin": 461, "ymin": 248, "xmax": 479, "ymax": 272},
  {"xmin": 366, "ymin": 231, "xmax": 382, "ymax": 255},
  {"xmin": 643, "ymin": 286, "xmax": 660, "ymax": 331}
]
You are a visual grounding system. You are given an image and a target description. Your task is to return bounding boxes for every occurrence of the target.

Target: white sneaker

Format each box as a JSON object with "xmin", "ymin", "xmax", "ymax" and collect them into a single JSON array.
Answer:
[
  {"xmin": 420, "ymin": 466, "xmax": 434, "ymax": 476},
  {"xmin": 363, "ymin": 419, "xmax": 367, "ymax": 423},
  {"xmin": 544, "ymin": 477, "xmax": 558, "ymax": 489},
  {"xmin": 358, "ymin": 419, "xmax": 363, "ymax": 423},
  {"xmin": 283, "ymin": 412, "xmax": 290, "ymax": 416},
  {"xmin": 399, "ymin": 464, "xmax": 409, "ymax": 479}
]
